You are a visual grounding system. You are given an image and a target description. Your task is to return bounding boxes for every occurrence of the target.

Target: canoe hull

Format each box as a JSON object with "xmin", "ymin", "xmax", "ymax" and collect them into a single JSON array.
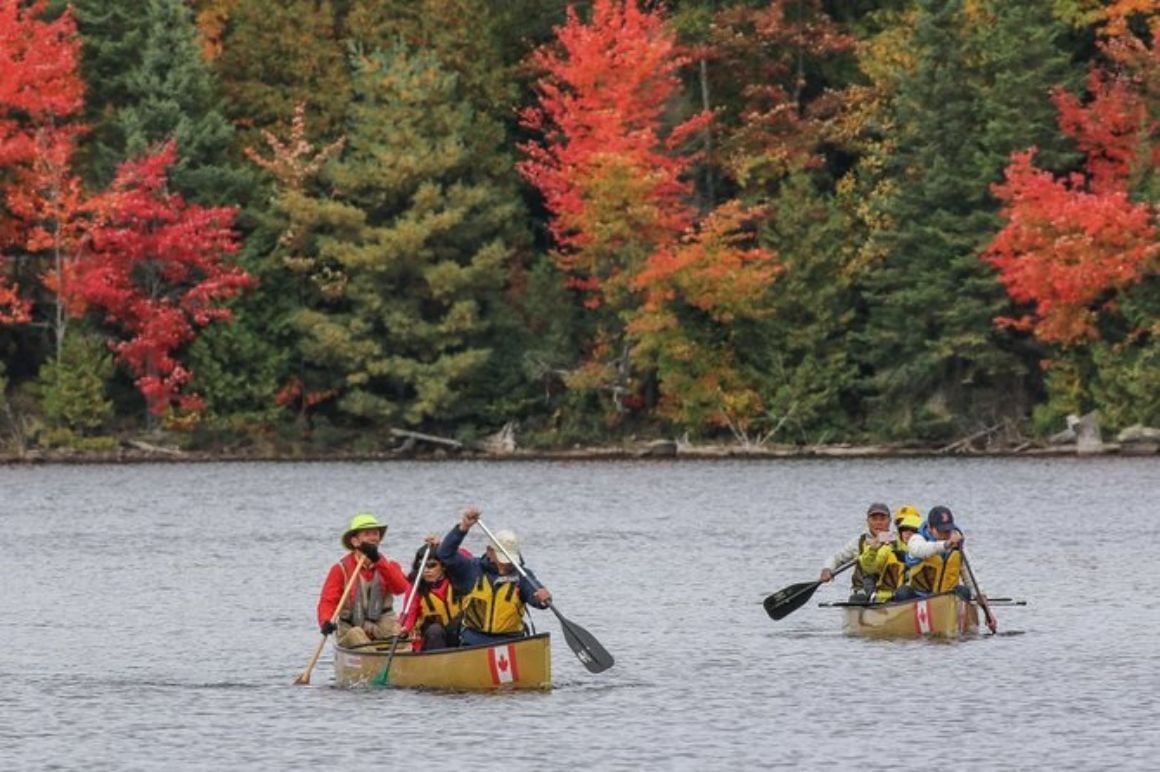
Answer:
[
  {"xmin": 334, "ymin": 632, "xmax": 551, "ymax": 690},
  {"xmin": 841, "ymin": 593, "xmax": 979, "ymax": 639}
]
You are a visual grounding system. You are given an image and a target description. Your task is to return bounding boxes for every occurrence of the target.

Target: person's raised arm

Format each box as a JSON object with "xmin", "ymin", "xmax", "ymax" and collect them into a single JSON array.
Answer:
[{"xmin": 436, "ymin": 508, "xmax": 480, "ymax": 592}]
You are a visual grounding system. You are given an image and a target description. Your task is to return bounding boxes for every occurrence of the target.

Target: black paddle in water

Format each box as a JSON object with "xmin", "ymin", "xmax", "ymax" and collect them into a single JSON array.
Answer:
[
  {"xmin": 959, "ymin": 549, "xmax": 998, "ymax": 634},
  {"xmin": 477, "ymin": 519, "xmax": 614, "ymax": 674},
  {"xmin": 763, "ymin": 560, "xmax": 856, "ymax": 620}
]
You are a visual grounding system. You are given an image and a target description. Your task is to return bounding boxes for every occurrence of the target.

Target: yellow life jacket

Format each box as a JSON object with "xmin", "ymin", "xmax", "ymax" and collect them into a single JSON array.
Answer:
[
  {"xmin": 461, "ymin": 572, "xmax": 526, "ymax": 635},
  {"xmin": 906, "ymin": 549, "xmax": 963, "ymax": 594},
  {"xmin": 851, "ymin": 533, "xmax": 872, "ymax": 593},
  {"xmin": 417, "ymin": 583, "xmax": 462, "ymax": 628},
  {"xmin": 870, "ymin": 543, "xmax": 908, "ymax": 601}
]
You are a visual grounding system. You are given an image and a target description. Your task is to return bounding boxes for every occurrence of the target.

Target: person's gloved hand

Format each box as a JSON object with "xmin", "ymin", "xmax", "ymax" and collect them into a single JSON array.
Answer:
[
  {"xmin": 320, "ymin": 621, "xmax": 337, "ymax": 636},
  {"xmin": 357, "ymin": 542, "xmax": 380, "ymax": 563}
]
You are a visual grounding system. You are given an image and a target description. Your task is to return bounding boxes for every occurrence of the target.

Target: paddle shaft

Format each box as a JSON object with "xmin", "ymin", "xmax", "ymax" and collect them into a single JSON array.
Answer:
[
  {"xmin": 476, "ymin": 518, "xmax": 552, "ymax": 630},
  {"xmin": 373, "ymin": 545, "xmax": 431, "ymax": 685},
  {"xmin": 824, "ymin": 559, "xmax": 857, "ymax": 585},
  {"xmin": 295, "ymin": 554, "xmax": 366, "ymax": 685},
  {"xmin": 476, "ymin": 519, "xmax": 538, "ymax": 588},
  {"xmin": 764, "ymin": 558, "xmax": 856, "ymax": 620},
  {"xmin": 959, "ymin": 550, "xmax": 998, "ymax": 633},
  {"xmin": 476, "ymin": 518, "xmax": 613, "ymax": 673}
]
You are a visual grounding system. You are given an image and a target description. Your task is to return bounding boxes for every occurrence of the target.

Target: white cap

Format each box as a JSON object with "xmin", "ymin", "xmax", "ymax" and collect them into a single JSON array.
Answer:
[{"xmin": 490, "ymin": 529, "xmax": 520, "ymax": 564}]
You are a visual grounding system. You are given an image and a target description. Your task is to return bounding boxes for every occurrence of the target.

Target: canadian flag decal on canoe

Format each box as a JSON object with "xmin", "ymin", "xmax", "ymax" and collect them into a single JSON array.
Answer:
[
  {"xmin": 914, "ymin": 599, "xmax": 932, "ymax": 635},
  {"xmin": 488, "ymin": 644, "xmax": 519, "ymax": 685}
]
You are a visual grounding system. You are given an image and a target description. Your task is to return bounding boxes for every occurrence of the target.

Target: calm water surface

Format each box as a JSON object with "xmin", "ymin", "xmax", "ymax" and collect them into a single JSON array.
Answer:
[{"xmin": 1, "ymin": 458, "xmax": 1157, "ymax": 770}]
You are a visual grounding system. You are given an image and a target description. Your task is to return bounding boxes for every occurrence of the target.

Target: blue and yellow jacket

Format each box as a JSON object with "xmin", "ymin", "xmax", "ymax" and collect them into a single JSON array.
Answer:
[
  {"xmin": 903, "ymin": 524, "xmax": 964, "ymax": 595},
  {"xmin": 436, "ymin": 524, "xmax": 549, "ymax": 635}
]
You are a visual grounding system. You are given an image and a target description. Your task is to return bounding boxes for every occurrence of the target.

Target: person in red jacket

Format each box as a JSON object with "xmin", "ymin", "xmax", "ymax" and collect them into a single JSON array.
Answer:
[{"xmin": 316, "ymin": 513, "xmax": 409, "ymax": 648}]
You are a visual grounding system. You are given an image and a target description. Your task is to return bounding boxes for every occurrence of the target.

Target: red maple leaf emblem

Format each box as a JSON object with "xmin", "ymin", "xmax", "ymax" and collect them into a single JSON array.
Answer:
[{"xmin": 497, "ymin": 654, "xmax": 509, "ymax": 672}]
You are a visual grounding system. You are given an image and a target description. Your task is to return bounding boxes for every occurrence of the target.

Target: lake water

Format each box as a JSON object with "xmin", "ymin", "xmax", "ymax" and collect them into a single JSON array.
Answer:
[{"xmin": 1, "ymin": 457, "xmax": 1157, "ymax": 770}]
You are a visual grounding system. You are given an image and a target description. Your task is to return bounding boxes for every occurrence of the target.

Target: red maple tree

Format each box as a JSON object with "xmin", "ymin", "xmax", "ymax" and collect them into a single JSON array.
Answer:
[
  {"xmin": 519, "ymin": 0, "xmax": 779, "ymax": 427},
  {"xmin": 62, "ymin": 142, "xmax": 253, "ymax": 415},
  {"xmin": 0, "ymin": 0, "xmax": 85, "ymax": 324},
  {"xmin": 518, "ymin": 0, "xmax": 706, "ymax": 306},
  {"xmin": 985, "ymin": 30, "xmax": 1158, "ymax": 347}
]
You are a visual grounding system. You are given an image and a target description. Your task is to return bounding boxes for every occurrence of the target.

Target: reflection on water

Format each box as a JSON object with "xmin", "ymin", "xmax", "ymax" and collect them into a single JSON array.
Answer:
[{"xmin": 0, "ymin": 458, "xmax": 1157, "ymax": 769}]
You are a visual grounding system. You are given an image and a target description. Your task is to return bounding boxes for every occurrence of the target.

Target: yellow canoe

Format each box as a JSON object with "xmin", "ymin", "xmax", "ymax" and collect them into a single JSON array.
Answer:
[
  {"xmin": 838, "ymin": 592, "xmax": 980, "ymax": 639},
  {"xmin": 334, "ymin": 632, "xmax": 552, "ymax": 690}
]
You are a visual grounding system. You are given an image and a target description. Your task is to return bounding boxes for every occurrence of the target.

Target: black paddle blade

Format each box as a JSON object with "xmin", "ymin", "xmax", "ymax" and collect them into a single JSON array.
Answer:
[
  {"xmin": 763, "ymin": 580, "xmax": 821, "ymax": 620},
  {"xmin": 553, "ymin": 607, "xmax": 614, "ymax": 673}
]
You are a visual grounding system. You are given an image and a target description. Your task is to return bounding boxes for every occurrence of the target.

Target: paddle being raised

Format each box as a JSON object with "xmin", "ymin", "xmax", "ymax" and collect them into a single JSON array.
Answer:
[{"xmin": 437, "ymin": 508, "xmax": 614, "ymax": 674}]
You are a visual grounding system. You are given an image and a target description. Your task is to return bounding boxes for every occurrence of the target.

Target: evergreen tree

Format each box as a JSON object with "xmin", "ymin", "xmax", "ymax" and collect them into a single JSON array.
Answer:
[
  {"xmin": 73, "ymin": 0, "xmax": 248, "ymax": 205},
  {"xmin": 214, "ymin": 0, "xmax": 352, "ymax": 151},
  {"xmin": 747, "ymin": 172, "xmax": 862, "ymax": 443},
  {"xmin": 853, "ymin": 0, "xmax": 1081, "ymax": 438},
  {"xmin": 297, "ymin": 45, "xmax": 523, "ymax": 428}
]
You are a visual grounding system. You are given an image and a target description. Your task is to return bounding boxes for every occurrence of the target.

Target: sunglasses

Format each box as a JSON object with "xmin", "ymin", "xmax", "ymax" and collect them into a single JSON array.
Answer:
[{"xmin": 422, "ymin": 561, "xmax": 441, "ymax": 569}]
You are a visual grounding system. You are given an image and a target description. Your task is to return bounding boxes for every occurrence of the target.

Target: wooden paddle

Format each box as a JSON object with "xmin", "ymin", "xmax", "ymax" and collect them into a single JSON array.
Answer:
[
  {"xmin": 763, "ymin": 560, "xmax": 856, "ymax": 620},
  {"xmin": 959, "ymin": 549, "xmax": 998, "ymax": 633},
  {"xmin": 477, "ymin": 518, "xmax": 614, "ymax": 674},
  {"xmin": 372, "ymin": 544, "xmax": 431, "ymax": 686},
  {"xmin": 294, "ymin": 555, "xmax": 365, "ymax": 685}
]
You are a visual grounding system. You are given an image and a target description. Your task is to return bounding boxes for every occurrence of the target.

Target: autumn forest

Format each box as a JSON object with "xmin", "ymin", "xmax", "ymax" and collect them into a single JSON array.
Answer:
[{"xmin": 0, "ymin": 0, "xmax": 1156, "ymax": 454}]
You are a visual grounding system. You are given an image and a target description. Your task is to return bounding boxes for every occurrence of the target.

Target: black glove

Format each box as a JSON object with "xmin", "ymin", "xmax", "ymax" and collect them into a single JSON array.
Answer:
[
  {"xmin": 320, "ymin": 621, "xmax": 337, "ymax": 636},
  {"xmin": 357, "ymin": 543, "xmax": 380, "ymax": 563}
]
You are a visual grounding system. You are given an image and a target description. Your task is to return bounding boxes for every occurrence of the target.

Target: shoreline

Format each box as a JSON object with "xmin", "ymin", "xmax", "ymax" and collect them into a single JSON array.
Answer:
[{"xmin": 2, "ymin": 439, "xmax": 1155, "ymax": 465}]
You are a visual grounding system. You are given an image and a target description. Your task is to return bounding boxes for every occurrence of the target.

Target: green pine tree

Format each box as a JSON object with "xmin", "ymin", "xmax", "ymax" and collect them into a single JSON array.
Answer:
[
  {"xmin": 297, "ymin": 45, "xmax": 525, "ymax": 428},
  {"xmin": 214, "ymin": 0, "xmax": 353, "ymax": 152},
  {"xmin": 853, "ymin": 0, "xmax": 1081, "ymax": 439},
  {"xmin": 73, "ymin": 0, "xmax": 250, "ymax": 204}
]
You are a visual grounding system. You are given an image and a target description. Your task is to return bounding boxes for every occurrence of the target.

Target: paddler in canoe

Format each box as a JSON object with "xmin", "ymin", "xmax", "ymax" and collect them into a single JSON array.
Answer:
[
  {"xmin": 436, "ymin": 507, "xmax": 552, "ymax": 647},
  {"xmin": 399, "ymin": 538, "xmax": 464, "ymax": 651},
  {"xmin": 892, "ymin": 505, "xmax": 973, "ymax": 602},
  {"xmin": 818, "ymin": 502, "xmax": 896, "ymax": 601},
  {"xmin": 316, "ymin": 513, "xmax": 410, "ymax": 647}
]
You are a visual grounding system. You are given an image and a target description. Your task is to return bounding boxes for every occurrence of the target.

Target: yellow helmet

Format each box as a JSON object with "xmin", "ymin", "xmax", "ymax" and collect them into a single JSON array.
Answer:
[
  {"xmin": 897, "ymin": 512, "xmax": 923, "ymax": 532},
  {"xmin": 341, "ymin": 513, "xmax": 387, "ymax": 550},
  {"xmin": 894, "ymin": 505, "xmax": 920, "ymax": 526}
]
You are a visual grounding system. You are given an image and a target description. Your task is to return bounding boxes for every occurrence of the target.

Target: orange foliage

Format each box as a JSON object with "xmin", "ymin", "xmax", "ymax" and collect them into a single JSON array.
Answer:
[
  {"xmin": 985, "ymin": 149, "xmax": 1156, "ymax": 345},
  {"xmin": 519, "ymin": 0, "xmax": 703, "ymax": 294},
  {"xmin": 519, "ymin": 1, "xmax": 781, "ymax": 427},
  {"xmin": 1052, "ymin": 70, "xmax": 1150, "ymax": 194},
  {"xmin": 986, "ymin": 17, "xmax": 1158, "ymax": 348}
]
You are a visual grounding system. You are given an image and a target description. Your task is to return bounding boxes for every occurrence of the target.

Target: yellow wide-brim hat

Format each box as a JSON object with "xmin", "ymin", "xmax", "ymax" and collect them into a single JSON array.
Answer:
[{"xmin": 341, "ymin": 513, "xmax": 387, "ymax": 550}]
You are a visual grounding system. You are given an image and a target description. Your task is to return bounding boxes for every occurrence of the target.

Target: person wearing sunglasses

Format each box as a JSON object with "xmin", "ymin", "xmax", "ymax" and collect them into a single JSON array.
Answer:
[{"xmin": 399, "ymin": 538, "xmax": 463, "ymax": 651}]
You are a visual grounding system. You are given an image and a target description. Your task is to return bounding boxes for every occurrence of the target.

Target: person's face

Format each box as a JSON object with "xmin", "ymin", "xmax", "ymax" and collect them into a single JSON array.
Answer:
[
  {"xmin": 868, "ymin": 512, "xmax": 890, "ymax": 534},
  {"xmin": 486, "ymin": 546, "xmax": 512, "ymax": 573},
  {"xmin": 353, "ymin": 529, "xmax": 382, "ymax": 547},
  {"xmin": 932, "ymin": 526, "xmax": 953, "ymax": 540},
  {"xmin": 899, "ymin": 526, "xmax": 917, "ymax": 542},
  {"xmin": 421, "ymin": 559, "xmax": 444, "ymax": 581}
]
